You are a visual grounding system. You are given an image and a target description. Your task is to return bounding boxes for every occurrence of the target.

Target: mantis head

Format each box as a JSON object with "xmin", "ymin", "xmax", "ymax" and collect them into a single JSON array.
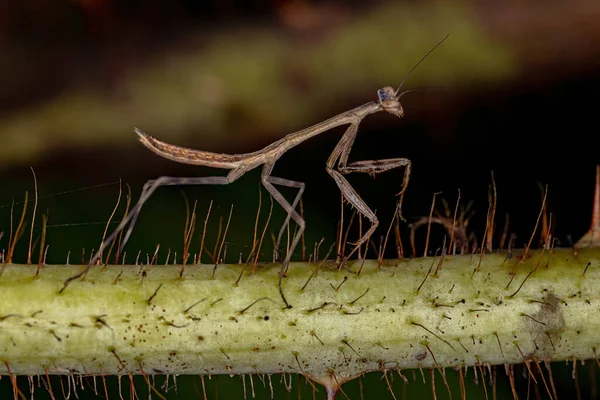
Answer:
[{"xmin": 377, "ymin": 86, "xmax": 404, "ymax": 118}]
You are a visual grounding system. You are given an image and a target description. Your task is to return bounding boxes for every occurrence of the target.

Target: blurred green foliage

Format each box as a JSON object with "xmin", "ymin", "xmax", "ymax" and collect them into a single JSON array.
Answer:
[{"xmin": 0, "ymin": 1, "xmax": 515, "ymax": 167}]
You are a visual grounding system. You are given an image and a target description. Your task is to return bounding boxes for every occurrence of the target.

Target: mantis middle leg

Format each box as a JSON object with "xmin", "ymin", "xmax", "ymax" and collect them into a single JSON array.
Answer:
[{"xmin": 260, "ymin": 162, "xmax": 305, "ymax": 308}]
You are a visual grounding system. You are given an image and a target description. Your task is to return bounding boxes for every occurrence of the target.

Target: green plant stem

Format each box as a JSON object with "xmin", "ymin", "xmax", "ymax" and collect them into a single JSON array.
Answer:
[{"xmin": 0, "ymin": 248, "xmax": 598, "ymax": 386}]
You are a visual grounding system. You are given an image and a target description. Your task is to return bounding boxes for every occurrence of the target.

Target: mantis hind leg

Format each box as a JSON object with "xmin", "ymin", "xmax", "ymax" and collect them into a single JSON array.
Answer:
[{"xmin": 60, "ymin": 168, "xmax": 246, "ymax": 293}]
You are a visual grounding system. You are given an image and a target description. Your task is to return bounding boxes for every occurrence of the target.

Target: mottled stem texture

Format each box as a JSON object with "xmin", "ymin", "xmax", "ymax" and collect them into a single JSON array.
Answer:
[{"xmin": 0, "ymin": 248, "xmax": 598, "ymax": 387}]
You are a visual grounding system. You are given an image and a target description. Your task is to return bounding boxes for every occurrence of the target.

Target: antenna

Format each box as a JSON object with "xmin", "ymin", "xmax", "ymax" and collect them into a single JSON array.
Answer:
[
  {"xmin": 397, "ymin": 86, "xmax": 447, "ymax": 99},
  {"xmin": 395, "ymin": 34, "xmax": 450, "ymax": 96}
]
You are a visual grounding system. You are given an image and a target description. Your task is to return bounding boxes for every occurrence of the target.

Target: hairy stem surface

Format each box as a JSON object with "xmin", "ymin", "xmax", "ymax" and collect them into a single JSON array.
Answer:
[{"xmin": 1, "ymin": 248, "xmax": 598, "ymax": 386}]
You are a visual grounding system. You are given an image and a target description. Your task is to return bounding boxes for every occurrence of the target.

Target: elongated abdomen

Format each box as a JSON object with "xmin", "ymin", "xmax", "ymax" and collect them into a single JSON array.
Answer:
[{"xmin": 135, "ymin": 128, "xmax": 243, "ymax": 169}]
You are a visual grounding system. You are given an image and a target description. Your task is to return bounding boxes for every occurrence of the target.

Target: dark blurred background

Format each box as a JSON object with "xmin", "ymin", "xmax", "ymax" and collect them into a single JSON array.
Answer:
[{"xmin": 1, "ymin": 0, "xmax": 600, "ymax": 398}]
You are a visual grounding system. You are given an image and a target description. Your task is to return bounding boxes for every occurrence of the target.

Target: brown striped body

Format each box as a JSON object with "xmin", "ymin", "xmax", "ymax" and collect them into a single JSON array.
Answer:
[
  {"xmin": 136, "ymin": 130, "xmax": 245, "ymax": 169},
  {"xmin": 135, "ymin": 100, "xmax": 384, "ymax": 172}
]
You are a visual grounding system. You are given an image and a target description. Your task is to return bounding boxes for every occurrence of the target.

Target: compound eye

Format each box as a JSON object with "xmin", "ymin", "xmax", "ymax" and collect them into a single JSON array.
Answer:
[{"xmin": 377, "ymin": 86, "xmax": 396, "ymax": 103}]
